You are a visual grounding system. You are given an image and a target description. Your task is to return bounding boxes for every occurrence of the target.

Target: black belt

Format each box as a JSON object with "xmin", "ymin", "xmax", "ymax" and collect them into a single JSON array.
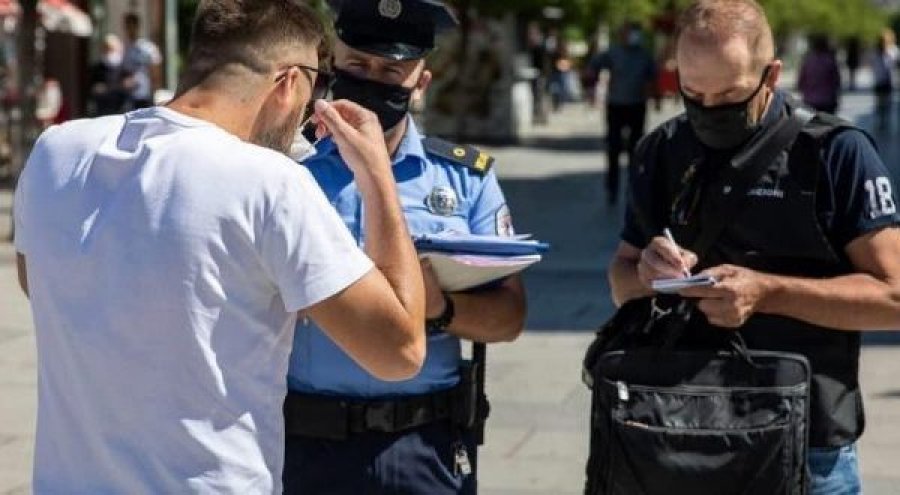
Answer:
[{"xmin": 284, "ymin": 388, "xmax": 460, "ymax": 441}]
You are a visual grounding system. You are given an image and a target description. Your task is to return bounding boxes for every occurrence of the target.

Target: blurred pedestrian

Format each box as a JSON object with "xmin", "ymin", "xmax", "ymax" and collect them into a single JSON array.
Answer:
[
  {"xmin": 845, "ymin": 36, "xmax": 861, "ymax": 91},
  {"xmin": 527, "ymin": 21, "xmax": 550, "ymax": 123},
  {"xmin": 797, "ymin": 34, "xmax": 841, "ymax": 114},
  {"xmin": 581, "ymin": 35, "xmax": 600, "ymax": 107},
  {"xmin": 587, "ymin": 22, "xmax": 658, "ymax": 206},
  {"xmin": 871, "ymin": 29, "xmax": 898, "ymax": 131},
  {"xmin": 88, "ymin": 34, "xmax": 125, "ymax": 116},
  {"xmin": 121, "ymin": 12, "xmax": 162, "ymax": 109},
  {"xmin": 14, "ymin": 1, "xmax": 426, "ymax": 492},
  {"xmin": 34, "ymin": 78, "xmax": 63, "ymax": 129}
]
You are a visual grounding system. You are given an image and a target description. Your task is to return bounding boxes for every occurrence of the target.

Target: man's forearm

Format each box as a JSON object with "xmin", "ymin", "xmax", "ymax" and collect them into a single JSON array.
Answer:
[
  {"xmin": 357, "ymin": 173, "xmax": 424, "ymax": 320},
  {"xmin": 446, "ymin": 278, "xmax": 526, "ymax": 343},
  {"xmin": 759, "ymin": 272, "xmax": 900, "ymax": 331}
]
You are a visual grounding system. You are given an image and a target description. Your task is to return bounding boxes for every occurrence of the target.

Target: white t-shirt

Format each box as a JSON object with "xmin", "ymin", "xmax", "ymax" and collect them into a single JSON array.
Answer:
[{"xmin": 13, "ymin": 107, "xmax": 373, "ymax": 494}]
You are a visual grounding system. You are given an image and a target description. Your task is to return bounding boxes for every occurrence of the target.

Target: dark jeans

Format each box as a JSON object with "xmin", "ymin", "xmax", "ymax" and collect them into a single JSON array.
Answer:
[
  {"xmin": 283, "ymin": 421, "xmax": 477, "ymax": 495},
  {"xmin": 606, "ymin": 102, "xmax": 647, "ymax": 204}
]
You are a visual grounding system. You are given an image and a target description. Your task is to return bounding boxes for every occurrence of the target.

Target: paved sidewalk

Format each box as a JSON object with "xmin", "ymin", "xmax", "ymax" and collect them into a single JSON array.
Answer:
[{"xmin": 1, "ymin": 86, "xmax": 899, "ymax": 494}]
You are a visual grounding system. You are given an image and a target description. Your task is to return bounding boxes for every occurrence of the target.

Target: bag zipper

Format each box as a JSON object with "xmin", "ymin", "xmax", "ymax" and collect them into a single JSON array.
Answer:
[{"xmin": 604, "ymin": 378, "xmax": 807, "ymax": 395}]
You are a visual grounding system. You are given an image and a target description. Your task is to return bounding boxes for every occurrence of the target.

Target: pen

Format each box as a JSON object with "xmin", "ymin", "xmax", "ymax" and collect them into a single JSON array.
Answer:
[{"xmin": 663, "ymin": 228, "xmax": 691, "ymax": 278}]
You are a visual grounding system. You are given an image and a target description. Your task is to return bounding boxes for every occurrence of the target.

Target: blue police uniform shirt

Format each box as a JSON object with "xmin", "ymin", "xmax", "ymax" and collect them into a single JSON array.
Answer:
[
  {"xmin": 622, "ymin": 90, "xmax": 900, "ymax": 250},
  {"xmin": 287, "ymin": 118, "xmax": 512, "ymax": 397}
]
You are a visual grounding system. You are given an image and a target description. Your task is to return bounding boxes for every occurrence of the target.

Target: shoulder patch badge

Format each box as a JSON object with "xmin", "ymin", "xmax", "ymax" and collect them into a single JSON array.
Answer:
[
  {"xmin": 426, "ymin": 186, "xmax": 459, "ymax": 217},
  {"xmin": 422, "ymin": 137, "xmax": 494, "ymax": 175},
  {"xmin": 378, "ymin": 0, "xmax": 402, "ymax": 19}
]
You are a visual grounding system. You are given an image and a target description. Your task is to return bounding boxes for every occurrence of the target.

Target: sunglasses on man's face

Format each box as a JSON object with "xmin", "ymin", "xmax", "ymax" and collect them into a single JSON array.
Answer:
[{"xmin": 276, "ymin": 64, "xmax": 335, "ymax": 101}]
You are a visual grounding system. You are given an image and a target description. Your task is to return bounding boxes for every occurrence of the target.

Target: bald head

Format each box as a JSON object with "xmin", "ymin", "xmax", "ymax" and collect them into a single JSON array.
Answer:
[{"xmin": 676, "ymin": 0, "xmax": 774, "ymax": 72}]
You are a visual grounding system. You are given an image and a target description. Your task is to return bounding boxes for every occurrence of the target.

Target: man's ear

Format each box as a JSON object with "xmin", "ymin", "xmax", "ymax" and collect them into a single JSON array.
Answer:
[
  {"xmin": 273, "ymin": 67, "xmax": 303, "ymax": 106},
  {"xmin": 412, "ymin": 69, "xmax": 433, "ymax": 102}
]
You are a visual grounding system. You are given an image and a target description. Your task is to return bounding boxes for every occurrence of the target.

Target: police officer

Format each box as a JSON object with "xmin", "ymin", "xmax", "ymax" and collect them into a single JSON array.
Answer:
[
  {"xmin": 609, "ymin": 1, "xmax": 900, "ymax": 494},
  {"xmin": 283, "ymin": 1, "xmax": 527, "ymax": 493}
]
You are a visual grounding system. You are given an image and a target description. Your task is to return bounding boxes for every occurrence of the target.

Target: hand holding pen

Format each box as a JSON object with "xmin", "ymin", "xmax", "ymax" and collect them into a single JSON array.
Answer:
[
  {"xmin": 636, "ymin": 228, "xmax": 699, "ymax": 291},
  {"xmin": 664, "ymin": 228, "xmax": 692, "ymax": 278}
]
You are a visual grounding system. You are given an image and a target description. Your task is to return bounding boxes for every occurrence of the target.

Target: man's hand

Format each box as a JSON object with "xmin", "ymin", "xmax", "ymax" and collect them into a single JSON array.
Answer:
[
  {"xmin": 421, "ymin": 260, "xmax": 448, "ymax": 319},
  {"xmin": 637, "ymin": 236, "xmax": 699, "ymax": 290},
  {"xmin": 313, "ymin": 99, "xmax": 392, "ymax": 180},
  {"xmin": 679, "ymin": 264, "xmax": 773, "ymax": 328}
]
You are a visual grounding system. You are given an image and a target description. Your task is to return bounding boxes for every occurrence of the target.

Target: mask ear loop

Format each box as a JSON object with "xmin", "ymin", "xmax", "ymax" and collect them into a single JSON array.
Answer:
[{"xmin": 297, "ymin": 109, "xmax": 327, "ymax": 149}]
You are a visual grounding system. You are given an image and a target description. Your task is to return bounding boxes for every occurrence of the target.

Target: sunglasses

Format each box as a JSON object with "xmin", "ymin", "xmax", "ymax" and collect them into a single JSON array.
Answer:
[{"xmin": 276, "ymin": 63, "xmax": 335, "ymax": 102}]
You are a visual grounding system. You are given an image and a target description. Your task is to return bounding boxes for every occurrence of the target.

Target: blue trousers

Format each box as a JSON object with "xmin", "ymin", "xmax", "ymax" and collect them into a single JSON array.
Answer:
[
  {"xmin": 283, "ymin": 421, "xmax": 477, "ymax": 495},
  {"xmin": 808, "ymin": 443, "xmax": 862, "ymax": 495}
]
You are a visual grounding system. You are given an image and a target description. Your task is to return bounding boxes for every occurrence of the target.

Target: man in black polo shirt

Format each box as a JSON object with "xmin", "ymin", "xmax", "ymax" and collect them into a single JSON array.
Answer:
[{"xmin": 608, "ymin": 1, "xmax": 900, "ymax": 493}]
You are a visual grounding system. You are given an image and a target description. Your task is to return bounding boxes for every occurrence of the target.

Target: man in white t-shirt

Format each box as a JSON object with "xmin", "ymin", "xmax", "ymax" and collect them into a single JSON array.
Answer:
[{"xmin": 13, "ymin": 1, "xmax": 425, "ymax": 493}]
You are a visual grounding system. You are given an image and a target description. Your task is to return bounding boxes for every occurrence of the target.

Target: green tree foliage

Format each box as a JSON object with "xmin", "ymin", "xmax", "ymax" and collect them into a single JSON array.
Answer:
[{"xmin": 448, "ymin": 0, "xmax": 889, "ymax": 40}]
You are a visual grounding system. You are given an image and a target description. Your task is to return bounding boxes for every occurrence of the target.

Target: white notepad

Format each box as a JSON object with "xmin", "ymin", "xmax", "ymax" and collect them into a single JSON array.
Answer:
[
  {"xmin": 420, "ymin": 252, "xmax": 542, "ymax": 291},
  {"xmin": 651, "ymin": 275, "xmax": 718, "ymax": 294}
]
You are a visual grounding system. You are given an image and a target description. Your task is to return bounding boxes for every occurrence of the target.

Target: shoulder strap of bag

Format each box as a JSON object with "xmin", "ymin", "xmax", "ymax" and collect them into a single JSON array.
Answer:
[{"xmin": 690, "ymin": 106, "xmax": 816, "ymax": 258}]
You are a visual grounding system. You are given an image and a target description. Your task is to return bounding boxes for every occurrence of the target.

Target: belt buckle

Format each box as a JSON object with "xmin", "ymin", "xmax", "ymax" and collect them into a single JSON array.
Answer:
[
  {"xmin": 365, "ymin": 401, "xmax": 396, "ymax": 432},
  {"xmin": 650, "ymin": 297, "xmax": 673, "ymax": 321}
]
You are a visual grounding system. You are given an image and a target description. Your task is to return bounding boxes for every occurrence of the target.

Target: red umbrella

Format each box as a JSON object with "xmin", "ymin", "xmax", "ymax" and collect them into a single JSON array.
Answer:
[
  {"xmin": 0, "ymin": 0, "xmax": 92, "ymax": 36},
  {"xmin": 0, "ymin": 0, "xmax": 20, "ymax": 18},
  {"xmin": 38, "ymin": 0, "xmax": 93, "ymax": 37}
]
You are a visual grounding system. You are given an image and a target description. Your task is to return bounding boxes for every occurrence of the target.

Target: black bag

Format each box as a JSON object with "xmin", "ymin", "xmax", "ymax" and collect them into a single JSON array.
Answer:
[
  {"xmin": 583, "ymin": 107, "xmax": 816, "ymax": 495},
  {"xmin": 583, "ymin": 334, "xmax": 811, "ymax": 495}
]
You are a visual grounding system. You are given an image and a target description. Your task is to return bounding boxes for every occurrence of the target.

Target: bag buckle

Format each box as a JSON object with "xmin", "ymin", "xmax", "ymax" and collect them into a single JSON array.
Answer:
[{"xmin": 649, "ymin": 297, "xmax": 673, "ymax": 321}]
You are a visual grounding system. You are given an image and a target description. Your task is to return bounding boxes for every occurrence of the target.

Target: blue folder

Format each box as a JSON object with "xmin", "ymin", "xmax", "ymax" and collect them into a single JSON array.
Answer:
[{"xmin": 413, "ymin": 232, "xmax": 550, "ymax": 257}]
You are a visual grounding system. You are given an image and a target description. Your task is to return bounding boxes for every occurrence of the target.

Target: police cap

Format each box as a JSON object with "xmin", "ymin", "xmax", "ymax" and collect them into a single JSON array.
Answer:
[{"xmin": 329, "ymin": 0, "xmax": 458, "ymax": 61}]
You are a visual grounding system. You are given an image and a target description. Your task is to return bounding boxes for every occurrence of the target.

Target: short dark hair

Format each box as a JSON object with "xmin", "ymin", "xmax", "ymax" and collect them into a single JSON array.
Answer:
[
  {"xmin": 124, "ymin": 12, "xmax": 140, "ymax": 27},
  {"xmin": 178, "ymin": 0, "xmax": 326, "ymax": 93},
  {"xmin": 676, "ymin": 0, "xmax": 775, "ymax": 70}
]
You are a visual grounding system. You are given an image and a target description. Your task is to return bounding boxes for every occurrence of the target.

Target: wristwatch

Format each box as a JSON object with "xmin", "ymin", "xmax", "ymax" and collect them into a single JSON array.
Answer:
[{"xmin": 426, "ymin": 293, "xmax": 455, "ymax": 332}]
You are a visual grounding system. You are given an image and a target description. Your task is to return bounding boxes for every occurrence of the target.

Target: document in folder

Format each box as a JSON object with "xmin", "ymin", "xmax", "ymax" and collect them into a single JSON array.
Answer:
[
  {"xmin": 419, "ymin": 252, "xmax": 542, "ymax": 291},
  {"xmin": 413, "ymin": 232, "xmax": 549, "ymax": 256}
]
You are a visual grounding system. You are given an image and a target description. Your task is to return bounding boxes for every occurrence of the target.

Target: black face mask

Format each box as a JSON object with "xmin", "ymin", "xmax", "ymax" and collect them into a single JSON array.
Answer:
[
  {"xmin": 331, "ymin": 68, "xmax": 414, "ymax": 131},
  {"xmin": 681, "ymin": 66, "xmax": 772, "ymax": 150}
]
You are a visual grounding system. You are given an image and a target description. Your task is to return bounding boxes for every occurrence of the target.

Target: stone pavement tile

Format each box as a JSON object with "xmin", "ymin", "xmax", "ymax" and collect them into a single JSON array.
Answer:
[
  {"xmin": 488, "ymin": 399, "xmax": 587, "ymax": 433},
  {"xmin": 0, "ymin": 382, "xmax": 34, "ymax": 439},
  {"xmin": 480, "ymin": 455, "xmax": 584, "ymax": 495},
  {"xmin": 0, "ymin": 334, "xmax": 36, "ymax": 387},
  {"xmin": 0, "ymin": 438, "xmax": 31, "ymax": 494},
  {"xmin": 0, "ymin": 268, "xmax": 31, "ymax": 334},
  {"xmin": 506, "ymin": 429, "xmax": 588, "ymax": 464},
  {"xmin": 864, "ymin": 478, "xmax": 900, "ymax": 495},
  {"xmin": 485, "ymin": 335, "xmax": 593, "ymax": 406}
]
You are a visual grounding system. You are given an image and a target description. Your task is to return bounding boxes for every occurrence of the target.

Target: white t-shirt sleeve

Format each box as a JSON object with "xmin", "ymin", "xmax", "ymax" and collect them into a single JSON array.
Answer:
[
  {"xmin": 12, "ymin": 128, "xmax": 49, "ymax": 255},
  {"xmin": 259, "ymin": 166, "xmax": 373, "ymax": 313}
]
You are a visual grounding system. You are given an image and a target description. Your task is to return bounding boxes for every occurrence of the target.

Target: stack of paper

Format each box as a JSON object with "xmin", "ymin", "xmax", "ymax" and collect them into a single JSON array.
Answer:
[{"xmin": 414, "ymin": 232, "xmax": 549, "ymax": 291}]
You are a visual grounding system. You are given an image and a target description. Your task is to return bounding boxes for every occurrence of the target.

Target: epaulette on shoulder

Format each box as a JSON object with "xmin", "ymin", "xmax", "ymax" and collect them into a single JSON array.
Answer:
[{"xmin": 422, "ymin": 137, "xmax": 494, "ymax": 175}]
